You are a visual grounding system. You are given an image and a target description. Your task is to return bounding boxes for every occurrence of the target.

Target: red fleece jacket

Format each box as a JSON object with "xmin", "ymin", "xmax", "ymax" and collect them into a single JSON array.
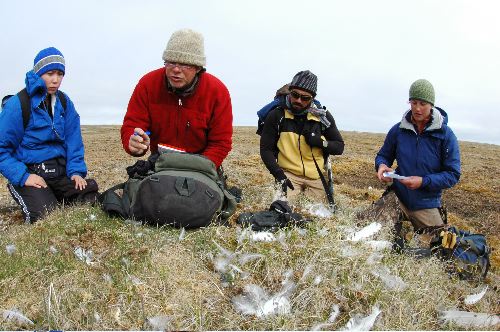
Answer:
[{"xmin": 121, "ymin": 68, "xmax": 233, "ymax": 167}]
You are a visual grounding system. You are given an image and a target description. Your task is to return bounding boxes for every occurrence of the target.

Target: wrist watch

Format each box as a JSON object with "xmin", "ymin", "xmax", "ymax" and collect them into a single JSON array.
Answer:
[{"xmin": 322, "ymin": 140, "xmax": 328, "ymax": 148}]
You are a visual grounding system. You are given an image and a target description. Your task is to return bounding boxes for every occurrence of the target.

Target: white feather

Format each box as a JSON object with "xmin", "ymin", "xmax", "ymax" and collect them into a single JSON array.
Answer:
[
  {"xmin": 348, "ymin": 222, "xmax": 382, "ymax": 241},
  {"xmin": 342, "ymin": 305, "xmax": 381, "ymax": 331},
  {"xmin": 439, "ymin": 310, "xmax": 500, "ymax": 328},
  {"xmin": 364, "ymin": 240, "xmax": 392, "ymax": 251},
  {"xmin": 308, "ymin": 203, "xmax": 333, "ymax": 218},
  {"xmin": 5, "ymin": 244, "xmax": 16, "ymax": 255},
  {"xmin": 252, "ymin": 231, "xmax": 276, "ymax": 242},
  {"xmin": 238, "ymin": 253, "xmax": 264, "ymax": 265},
  {"xmin": 464, "ymin": 286, "xmax": 488, "ymax": 305},
  {"xmin": 74, "ymin": 246, "xmax": 94, "ymax": 265},
  {"xmin": 327, "ymin": 304, "xmax": 340, "ymax": 323},
  {"xmin": 2, "ymin": 309, "xmax": 34, "ymax": 326},
  {"xmin": 178, "ymin": 227, "xmax": 186, "ymax": 241},
  {"xmin": 147, "ymin": 315, "xmax": 172, "ymax": 330},
  {"xmin": 371, "ymin": 266, "xmax": 407, "ymax": 291}
]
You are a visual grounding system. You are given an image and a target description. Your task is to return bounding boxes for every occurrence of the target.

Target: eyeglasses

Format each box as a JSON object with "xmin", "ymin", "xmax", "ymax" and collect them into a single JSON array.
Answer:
[
  {"xmin": 290, "ymin": 90, "xmax": 313, "ymax": 102},
  {"xmin": 164, "ymin": 61, "xmax": 196, "ymax": 70}
]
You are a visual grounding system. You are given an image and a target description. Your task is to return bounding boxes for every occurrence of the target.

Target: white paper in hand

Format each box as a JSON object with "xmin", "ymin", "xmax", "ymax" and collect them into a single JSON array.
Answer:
[{"xmin": 383, "ymin": 171, "xmax": 408, "ymax": 180}]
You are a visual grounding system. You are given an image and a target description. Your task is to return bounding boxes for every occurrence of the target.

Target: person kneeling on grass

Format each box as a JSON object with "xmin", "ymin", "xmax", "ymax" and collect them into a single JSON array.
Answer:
[
  {"xmin": 0, "ymin": 47, "xmax": 98, "ymax": 223},
  {"xmin": 375, "ymin": 79, "xmax": 461, "ymax": 247}
]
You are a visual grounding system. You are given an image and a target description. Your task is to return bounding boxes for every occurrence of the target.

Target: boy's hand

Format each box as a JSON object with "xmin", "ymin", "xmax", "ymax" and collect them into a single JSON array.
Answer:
[
  {"xmin": 24, "ymin": 174, "xmax": 47, "ymax": 188},
  {"xmin": 71, "ymin": 175, "xmax": 87, "ymax": 190}
]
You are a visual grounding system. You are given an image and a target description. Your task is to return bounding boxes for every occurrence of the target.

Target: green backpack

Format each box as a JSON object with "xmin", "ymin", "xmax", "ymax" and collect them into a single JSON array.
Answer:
[{"xmin": 100, "ymin": 153, "xmax": 237, "ymax": 228}]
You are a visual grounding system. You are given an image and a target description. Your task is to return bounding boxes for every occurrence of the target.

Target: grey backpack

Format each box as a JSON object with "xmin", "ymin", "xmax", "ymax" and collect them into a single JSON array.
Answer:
[{"xmin": 100, "ymin": 153, "xmax": 237, "ymax": 228}]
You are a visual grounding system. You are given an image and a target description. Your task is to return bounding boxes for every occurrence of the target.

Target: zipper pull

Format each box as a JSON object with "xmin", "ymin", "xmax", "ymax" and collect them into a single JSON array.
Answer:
[
  {"xmin": 187, "ymin": 121, "xmax": 190, "ymax": 128},
  {"xmin": 178, "ymin": 98, "xmax": 182, "ymax": 106}
]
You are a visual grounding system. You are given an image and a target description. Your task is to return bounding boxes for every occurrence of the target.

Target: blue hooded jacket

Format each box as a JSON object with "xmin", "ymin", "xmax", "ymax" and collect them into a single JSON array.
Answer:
[
  {"xmin": 375, "ymin": 107, "xmax": 461, "ymax": 210},
  {"xmin": 0, "ymin": 71, "xmax": 87, "ymax": 186}
]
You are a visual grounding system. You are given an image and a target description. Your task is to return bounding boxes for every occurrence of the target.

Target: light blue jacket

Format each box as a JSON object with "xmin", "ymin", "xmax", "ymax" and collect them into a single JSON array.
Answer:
[
  {"xmin": 375, "ymin": 108, "xmax": 461, "ymax": 210},
  {"xmin": 0, "ymin": 71, "xmax": 87, "ymax": 186}
]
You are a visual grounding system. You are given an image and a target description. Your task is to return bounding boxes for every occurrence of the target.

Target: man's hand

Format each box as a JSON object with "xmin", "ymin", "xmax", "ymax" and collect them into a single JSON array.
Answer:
[
  {"xmin": 71, "ymin": 175, "xmax": 87, "ymax": 190},
  {"xmin": 399, "ymin": 176, "xmax": 423, "ymax": 190},
  {"xmin": 377, "ymin": 164, "xmax": 393, "ymax": 182},
  {"xmin": 129, "ymin": 128, "xmax": 150, "ymax": 155},
  {"xmin": 280, "ymin": 178, "xmax": 295, "ymax": 195},
  {"xmin": 304, "ymin": 131, "xmax": 324, "ymax": 148},
  {"xmin": 24, "ymin": 174, "xmax": 47, "ymax": 188}
]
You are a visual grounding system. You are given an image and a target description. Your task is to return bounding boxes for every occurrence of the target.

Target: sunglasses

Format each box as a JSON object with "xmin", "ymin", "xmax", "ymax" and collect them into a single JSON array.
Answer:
[
  {"xmin": 164, "ymin": 61, "xmax": 196, "ymax": 70},
  {"xmin": 290, "ymin": 90, "xmax": 313, "ymax": 102}
]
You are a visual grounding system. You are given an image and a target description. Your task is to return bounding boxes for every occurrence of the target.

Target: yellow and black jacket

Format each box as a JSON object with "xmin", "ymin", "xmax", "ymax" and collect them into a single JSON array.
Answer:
[{"xmin": 260, "ymin": 104, "xmax": 344, "ymax": 181}]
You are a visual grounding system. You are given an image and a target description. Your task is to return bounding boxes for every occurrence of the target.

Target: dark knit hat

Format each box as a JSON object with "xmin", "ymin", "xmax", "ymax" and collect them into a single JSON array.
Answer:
[
  {"xmin": 409, "ymin": 79, "xmax": 435, "ymax": 105},
  {"xmin": 33, "ymin": 47, "xmax": 65, "ymax": 76},
  {"xmin": 162, "ymin": 29, "xmax": 206, "ymax": 67},
  {"xmin": 290, "ymin": 70, "xmax": 317, "ymax": 96}
]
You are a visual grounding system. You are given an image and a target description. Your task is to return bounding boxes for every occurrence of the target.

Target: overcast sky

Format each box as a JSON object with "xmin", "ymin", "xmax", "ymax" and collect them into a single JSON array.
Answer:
[{"xmin": 1, "ymin": 0, "xmax": 499, "ymax": 144}]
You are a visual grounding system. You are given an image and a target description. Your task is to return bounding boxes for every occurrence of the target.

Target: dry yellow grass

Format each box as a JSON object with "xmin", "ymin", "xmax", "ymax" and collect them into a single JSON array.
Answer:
[{"xmin": 0, "ymin": 126, "xmax": 498, "ymax": 330}]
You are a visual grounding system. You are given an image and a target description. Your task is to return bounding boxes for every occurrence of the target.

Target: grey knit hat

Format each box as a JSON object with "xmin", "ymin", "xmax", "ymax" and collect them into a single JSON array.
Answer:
[
  {"xmin": 162, "ymin": 29, "xmax": 206, "ymax": 67},
  {"xmin": 409, "ymin": 79, "xmax": 435, "ymax": 105},
  {"xmin": 290, "ymin": 70, "xmax": 317, "ymax": 96}
]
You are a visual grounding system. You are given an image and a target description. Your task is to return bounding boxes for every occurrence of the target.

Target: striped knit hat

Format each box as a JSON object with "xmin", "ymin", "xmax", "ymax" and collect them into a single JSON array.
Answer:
[
  {"xmin": 290, "ymin": 70, "xmax": 317, "ymax": 96},
  {"xmin": 409, "ymin": 79, "xmax": 435, "ymax": 105},
  {"xmin": 33, "ymin": 47, "xmax": 65, "ymax": 76},
  {"xmin": 162, "ymin": 29, "xmax": 206, "ymax": 67}
]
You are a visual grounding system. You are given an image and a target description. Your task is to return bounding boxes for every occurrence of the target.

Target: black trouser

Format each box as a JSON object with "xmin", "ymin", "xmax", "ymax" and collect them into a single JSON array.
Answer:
[{"xmin": 7, "ymin": 159, "xmax": 99, "ymax": 224}]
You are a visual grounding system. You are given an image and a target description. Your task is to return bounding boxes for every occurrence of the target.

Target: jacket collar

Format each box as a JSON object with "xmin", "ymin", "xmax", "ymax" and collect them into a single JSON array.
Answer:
[
  {"xmin": 25, "ymin": 70, "xmax": 48, "ymax": 109},
  {"xmin": 400, "ymin": 107, "xmax": 447, "ymax": 135}
]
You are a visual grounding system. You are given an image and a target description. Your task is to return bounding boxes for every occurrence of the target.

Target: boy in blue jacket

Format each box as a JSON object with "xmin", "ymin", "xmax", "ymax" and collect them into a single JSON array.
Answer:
[
  {"xmin": 0, "ymin": 47, "xmax": 98, "ymax": 223},
  {"xmin": 375, "ymin": 79, "xmax": 461, "ymax": 242}
]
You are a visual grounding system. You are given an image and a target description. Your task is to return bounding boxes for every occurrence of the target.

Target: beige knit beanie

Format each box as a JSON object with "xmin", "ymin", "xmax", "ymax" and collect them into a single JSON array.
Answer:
[{"xmin": 162, "ymin": 29, "xmax": 206, "ymax": 67}]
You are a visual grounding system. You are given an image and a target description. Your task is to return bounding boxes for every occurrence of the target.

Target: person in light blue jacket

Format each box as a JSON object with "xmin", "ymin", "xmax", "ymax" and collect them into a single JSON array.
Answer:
[
  {"xmin": 0, "ymin": 47, "xmax": 98, "ymax": 223},
  {"xmin": 375, "ymin": 79, "xmax": 461, "ymax": 238}
]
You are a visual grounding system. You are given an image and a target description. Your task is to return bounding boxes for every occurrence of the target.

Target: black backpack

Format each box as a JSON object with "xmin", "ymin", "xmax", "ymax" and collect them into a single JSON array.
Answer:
[
  {"xmin": 100, "ymin": 153, "xmax": 237, "ymax": 229},
  {"xmin": 237, "ymin": 200, "xmax": 310, "ymax": 232},
  {"xmin": 1, "ymin": 88, "xmax": 67, "ymax": 128}
]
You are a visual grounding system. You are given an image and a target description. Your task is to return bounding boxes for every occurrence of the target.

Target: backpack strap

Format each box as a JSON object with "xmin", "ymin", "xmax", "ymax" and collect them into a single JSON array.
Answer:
[
  {"xmin": 16, "ymin": 89, "xmax": 68, "ymax": 130},
  {"xmin": 57, "ymin": 90, "xmax": 68, "ymax": 110},
  {"xmin": 17, "ymin": 89, "xmax": 31, "ymax": 129}
]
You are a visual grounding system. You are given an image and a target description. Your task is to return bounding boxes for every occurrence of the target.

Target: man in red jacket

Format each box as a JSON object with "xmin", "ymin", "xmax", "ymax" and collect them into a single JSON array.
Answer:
[{"xmin": 121, "ymin": 29, "xmax": 233, "ymax": 168}]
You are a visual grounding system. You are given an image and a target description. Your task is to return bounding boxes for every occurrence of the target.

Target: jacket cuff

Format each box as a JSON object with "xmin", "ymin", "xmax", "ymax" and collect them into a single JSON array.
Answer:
[
  {"xmin": 421, "ymin": 176, "xmax": 431, "ymax": 188},
  {"xmin": 20, "ymin": 172, "xmax": 30, "ymax": 187}
]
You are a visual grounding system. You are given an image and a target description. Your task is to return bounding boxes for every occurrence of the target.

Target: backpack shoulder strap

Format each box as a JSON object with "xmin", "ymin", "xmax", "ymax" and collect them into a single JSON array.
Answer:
[
  {"xmin": 57, "ymin": 90, "xmax": 68, "ymax": 110},
  {"xmin": 17, "ymin": 88, "xmax": 31, "ymax": 129}
]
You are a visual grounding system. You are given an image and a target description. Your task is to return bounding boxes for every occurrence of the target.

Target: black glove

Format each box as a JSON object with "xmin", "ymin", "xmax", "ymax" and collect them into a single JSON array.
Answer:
[
  {"xmin": 304, "ymin": 130, "xmax": 324, "ymax": 148},
  {"xmin": 279, "ymin": 178, "xmax": 294, "ymax": 194},
  {"xmin": 273, "ymin": 170, "xmax": 295, "ymax": 195}
]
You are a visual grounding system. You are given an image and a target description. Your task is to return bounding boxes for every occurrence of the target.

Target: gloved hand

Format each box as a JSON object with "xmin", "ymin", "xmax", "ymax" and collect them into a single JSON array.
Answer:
[
  {"xmin": 304, "ymin": 130, "xmax": 325, "ymax": 148},
  {"xmin": 440, "ymin": 230, "xmax": 457, "ymax": 249},
  {"xmin": 279, "ymin": 178, "xmax": 295, "ymax": 195}
]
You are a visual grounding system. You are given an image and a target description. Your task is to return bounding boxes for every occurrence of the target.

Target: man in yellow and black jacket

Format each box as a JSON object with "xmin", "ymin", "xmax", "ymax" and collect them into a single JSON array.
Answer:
[{"xmin": 259, "ymin": 70, "xmax": 344, "ymax": 202}]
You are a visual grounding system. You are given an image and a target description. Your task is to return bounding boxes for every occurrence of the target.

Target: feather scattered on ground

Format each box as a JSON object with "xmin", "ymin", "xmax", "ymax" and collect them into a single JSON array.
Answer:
[
  {"xmin": 464, "ymin": 286, "xmax": 488, "ymax": 305},
  {"xmin": 5, "ymin": 244, "xmax": 16, "ymax": 255},
  {"xmin": 232, "ymin": 271, "xmax": 296, "ymax": 318},
  {"xmin": 347, "ymin": 222, "xmax": 382, "ymax": 241},
  {"xmin": 310, "ymin": 304, "xmax": 340, "ymax": 331},
  {"xmin": 439, "ymin": 310, "xmax": 500, "ymax": 328},
  {"xmin": 74, "ymin": 246, "xmax": 94, "ymax": 265},
  {"xmin": 307, "ymin": 203, "xmax": 334, "ymax": 218},
  {"xmin": 2, "ymin": 309, "xmax": 34, "ymax": 326},
  {"xmin": 371, "ymin": 266, "xmax": 407, "ymax": 291},
  {"xmin": 178, "ymin": 227, "xmax": 186, "ymax": 241},
  {"xmin": 342, "ymin": 305, "xmax": 381, "ymax": 331},
  {"xmin": 147, "ymin": 315, "xmax": 172, "ymax": 330}
]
